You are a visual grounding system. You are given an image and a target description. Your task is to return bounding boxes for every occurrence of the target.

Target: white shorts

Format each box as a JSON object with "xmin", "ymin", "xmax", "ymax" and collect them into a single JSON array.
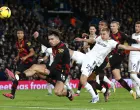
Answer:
[
  {"xmin": 81, "ymin": 55, "xmax": 97, "ymax": 77},
  {"xmin": 129, "ymin": 55, "xmax": 140, "ymax": 73},
  {"xmin": 71, "ymin": 51, "xmax": 85, "ymax": 64}
]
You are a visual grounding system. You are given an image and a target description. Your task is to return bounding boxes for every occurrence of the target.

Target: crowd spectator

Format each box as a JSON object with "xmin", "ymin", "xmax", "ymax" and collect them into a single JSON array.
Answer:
[{"xmin": 0, "ymin": 0, "xmax": 140, "ymax": 80}]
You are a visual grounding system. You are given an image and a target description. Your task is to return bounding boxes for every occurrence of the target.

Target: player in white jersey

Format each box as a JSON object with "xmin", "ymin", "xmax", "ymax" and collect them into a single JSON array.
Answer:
[
  {"xmin": 74, "ymin": 28, "xmax": 140, "ymax": 103},
  {"xmin": 70, "ymin": 50, "xmax": 85, "ymax": 64},
  {"xmin": 39, "ymin": 45, "xmax": 54, "ymax": 95},
  {"xmin": 40, "ymin": 44, "xmax": 53, "ymax": 66},
  {"xmin": 128, "ymin": 21, "xmax": 140, "ymax": 98},
  {"xmin": 75, "ymin": 22, "xmax": 115, "ymax": 99}
]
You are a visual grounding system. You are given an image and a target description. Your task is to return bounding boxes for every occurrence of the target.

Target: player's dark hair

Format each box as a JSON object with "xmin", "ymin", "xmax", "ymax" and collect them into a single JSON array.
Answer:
[
  {"xmin": 48, "ymin": 29, "xmax": 61, "ymax": 39},
  {"xmin": 99, "ymin": 20, "xmax": 108, "ymax": 27},
  {"xmin": 16, "ymin": 28, "xmax": 24, "ymax": 33},
  {"xmin": 89, "ymin": 24, "xmax": 97, "ymax": 29},
  {"xmin": 136, "ymin": 21, "xmax": 140, "ymax": 24}
]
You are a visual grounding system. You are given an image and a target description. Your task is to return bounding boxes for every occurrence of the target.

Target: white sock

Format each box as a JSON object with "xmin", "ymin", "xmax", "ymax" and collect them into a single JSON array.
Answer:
[
  {"xmin": 130, "ymin": 74, "xmax": 140, "ymax": 87},
  {"xmin": 131, "ymin": 79, "xmax": 140, "ymax": 93},
  {"xmin": 101, "ymin": 88, "xmax": 106, "ymax": 93},
  {"xmin": 96, "ymin": 75, "xmax": 100, "ymax": 84},
  {"xmin": 15, "ymin": 74, "xmax": 19, "ymax": 80},
  {"xmin": 65, "ymin": 82, "xmax": 72, "ymax": 90},
  {"xmin": 103, "ymin": 76, "xmax": 112, "ymax": 85},
  {"xmin": 47, "ymin": 83, "xmax": 52, "ymax": 94},
  {"xmin": 130, "ymin": 90, "xmax": 134, "ymax": 94},
  {"xmin": 85, "ymin": 82, "xmax": 96, "ymax": 98},
  {"xmin": 65, "ymin": 82, "xmax": 74, "ymax": 94},
  {"xmin": 76, "ymin": 90, "xmax": 80, "ymax": 94}
]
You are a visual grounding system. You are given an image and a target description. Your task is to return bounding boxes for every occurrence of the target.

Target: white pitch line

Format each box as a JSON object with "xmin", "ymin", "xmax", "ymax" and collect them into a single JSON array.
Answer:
[
  {"xmin": 0, "ymin": 106, "xmax": 68, "ymax": 110},
  {"xmin": 0, "ymin": 106, "xmax": 102, "ymax": 110}
]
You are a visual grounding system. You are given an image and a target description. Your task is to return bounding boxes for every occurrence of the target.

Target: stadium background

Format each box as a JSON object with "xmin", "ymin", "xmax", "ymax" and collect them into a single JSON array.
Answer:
[
  {"xmin": 0, "ymin": 1, "xmax": 140, "ymax": 110},
  {"xmin": 0, "ymin": 0, "xmax": 140, "ymax": 82}
]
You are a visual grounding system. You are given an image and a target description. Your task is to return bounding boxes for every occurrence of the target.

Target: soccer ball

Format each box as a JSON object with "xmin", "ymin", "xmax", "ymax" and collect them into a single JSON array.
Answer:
[{"xmin": 0, "ymin": 6, "xmax": 11, "ymax": 19}]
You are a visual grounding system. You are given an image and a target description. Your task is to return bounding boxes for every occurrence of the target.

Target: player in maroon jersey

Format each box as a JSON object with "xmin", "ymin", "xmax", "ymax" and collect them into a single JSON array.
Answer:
[
  {"xmin": 109, "ymin": 21, "xmax": 140, "ymax": 99},
  {"xmin": 3, "ymin": 29, "xmax": 35, "ymax": 99},
  {"xmin": 33, "ymin": 30, "xmax": 74, "ymax": 101}
]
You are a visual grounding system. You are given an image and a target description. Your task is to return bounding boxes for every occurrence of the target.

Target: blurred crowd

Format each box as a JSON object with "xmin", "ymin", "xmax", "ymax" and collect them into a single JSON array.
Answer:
[{"xmin": 0, "ymin": 0, "xmax": 140, "ymax": 80}]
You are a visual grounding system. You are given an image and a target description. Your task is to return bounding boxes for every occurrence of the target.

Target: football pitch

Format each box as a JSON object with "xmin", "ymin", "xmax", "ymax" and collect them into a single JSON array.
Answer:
[{"xmin": 0, "ymin": 88, "xmax": 139, "ymax": 110}]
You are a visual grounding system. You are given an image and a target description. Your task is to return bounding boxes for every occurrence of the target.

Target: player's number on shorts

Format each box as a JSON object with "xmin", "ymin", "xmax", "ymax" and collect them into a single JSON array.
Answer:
[
  {"xmin": 86, "ymin": 61, "xmax": 96, "ymax": 73},
  {"xmin": 86, "ymin": 65, "xmax": 93, "ymax": 73},
  {"xmin": 132, "ymin": 63, "xmax": 136, "ymax": 70},
  {"xmin": 61, "ymin": 74, "xmax": 65, "ymax": 81}
]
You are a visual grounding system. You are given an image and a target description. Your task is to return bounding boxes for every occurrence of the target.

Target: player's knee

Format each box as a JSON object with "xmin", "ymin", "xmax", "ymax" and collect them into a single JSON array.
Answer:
[
  {"xmin": 80, "ymin": 79, "xmax": 86, "ymax": 86},
  {"xmin": 80, "ymin": 75, "xmax": 87, "ymax": 86},
  {"xmin": 30, "ymin": 64, "xmax": 37, "ymax": 69},
  {"xmin": 54, "ymin": 89, "xmax": 62, "ymax": 96},
  {"xmin": 115, "ymin": 77, "xmax": 121, "ymax": 81}
]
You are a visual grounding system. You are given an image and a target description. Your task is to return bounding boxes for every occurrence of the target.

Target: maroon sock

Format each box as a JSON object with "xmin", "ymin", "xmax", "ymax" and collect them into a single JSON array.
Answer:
[
  {"xmin": 77, "ymin": 82, "xmax": 82, "ymax": 91},
  {"xmin": 100, "ymin": 81, "xmax": 109, "ymax": 89},
  {"xmin": 11, "ymin": 79, "xmax": 18, "ymax": 95},
  {"xmin": 118, "ymin": 78, "xmax": 131, "ymax": 92}
]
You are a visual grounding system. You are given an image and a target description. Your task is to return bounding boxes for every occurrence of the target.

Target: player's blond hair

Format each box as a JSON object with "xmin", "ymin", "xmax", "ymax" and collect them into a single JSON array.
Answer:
[
  {"xmin": 101, "ymin": 28, "xmax": 110, "ymax": 34},
  {"xmin": 111, "ymin": 21, "xmax": 120, "ymax": 29}
]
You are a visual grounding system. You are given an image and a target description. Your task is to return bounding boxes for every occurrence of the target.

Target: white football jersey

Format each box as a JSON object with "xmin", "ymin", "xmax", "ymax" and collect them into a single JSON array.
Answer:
[
  {"xmin": 41, "ymin": 45, "xmax": 53, "ymax": 66},
  {"xmin": 130, "ymin": 33, "xmax": 140, "ymax": 55},
  {"xmin": 41, "ymin": 45, "xmax": 47, "ymax": 53},
  {"xmin": 87, "ymin": 34, "xmax": 98, "ymax": 52},
  {"xmin": 45, "ymin": 48, "xmax": 53, "ymax": 66},
  {"xmin": 86, "ymin": 36, "xmax": 118, "ymax": 66}
]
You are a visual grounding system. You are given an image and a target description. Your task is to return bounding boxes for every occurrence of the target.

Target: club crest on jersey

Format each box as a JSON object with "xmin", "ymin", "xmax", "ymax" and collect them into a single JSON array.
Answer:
[
  {"xmin": 58, "ymin": 49, "xmax": 64, "ymax": 53},
  {"xmin": 27, "ymin": 42, "xmax": 31, "ymax": 46},
  {"xmin": 19, "ymin": 44, "xmax": 23, "ymax": 48},
  {"xmin": 116, "ymin": 36, "xmax": 118, "ymax": 39}
]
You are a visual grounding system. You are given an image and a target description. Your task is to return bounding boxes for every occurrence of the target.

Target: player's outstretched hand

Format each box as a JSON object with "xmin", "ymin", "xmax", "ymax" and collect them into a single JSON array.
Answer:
[
  {"xmin": 44, "ymin": 69, "xmax": 50, "ymax": 75},
  {"xmin": 136, "ymin": 39, "xmax": 140, "ymax": 43},
  {"xmin": 75, "ymin": 37, "xmax": 83, "ymax": 42},
  {"xmin": 82, "ymin": 33, "xmax": 88, "ymax": 38},
  {"xmin": 33, "ymin": 31, "xmax": 39, "ymax": 39}
]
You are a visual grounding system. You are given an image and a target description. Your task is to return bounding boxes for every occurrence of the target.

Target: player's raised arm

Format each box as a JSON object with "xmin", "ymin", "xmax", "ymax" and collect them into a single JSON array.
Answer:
[
  {"xmin": 33, "ymin": 31, "xmax": 50, "ymax": 47},
  {"xmin": 118, "ymin": 44, "xmax": 140, "ymax": 51},
  {"xmin": 75, "ymin": 37, "xmax": 96, "ymax": 44}
]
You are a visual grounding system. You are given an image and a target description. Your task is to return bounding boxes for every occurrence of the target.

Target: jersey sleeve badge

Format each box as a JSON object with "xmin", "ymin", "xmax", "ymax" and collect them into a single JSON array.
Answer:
[
  {"xmin": 27, "ymin": 42, "xmax": 31, "ymax": 46},
  {"xmin": 58, "ymin": 49, "xmax": 64, "ymax": 53}
]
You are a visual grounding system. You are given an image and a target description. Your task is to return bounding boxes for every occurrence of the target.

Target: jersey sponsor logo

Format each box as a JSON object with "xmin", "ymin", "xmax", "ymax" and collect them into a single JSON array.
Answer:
[{"xmin": 97, "ymin": 41, "xmax": 107, "ymax": 47}]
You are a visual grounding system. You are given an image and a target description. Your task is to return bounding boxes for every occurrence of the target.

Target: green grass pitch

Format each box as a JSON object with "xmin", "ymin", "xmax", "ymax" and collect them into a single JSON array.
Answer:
[{"xmin": 0, "ymin": 88, "xmax": 139, "ymax": 110}]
